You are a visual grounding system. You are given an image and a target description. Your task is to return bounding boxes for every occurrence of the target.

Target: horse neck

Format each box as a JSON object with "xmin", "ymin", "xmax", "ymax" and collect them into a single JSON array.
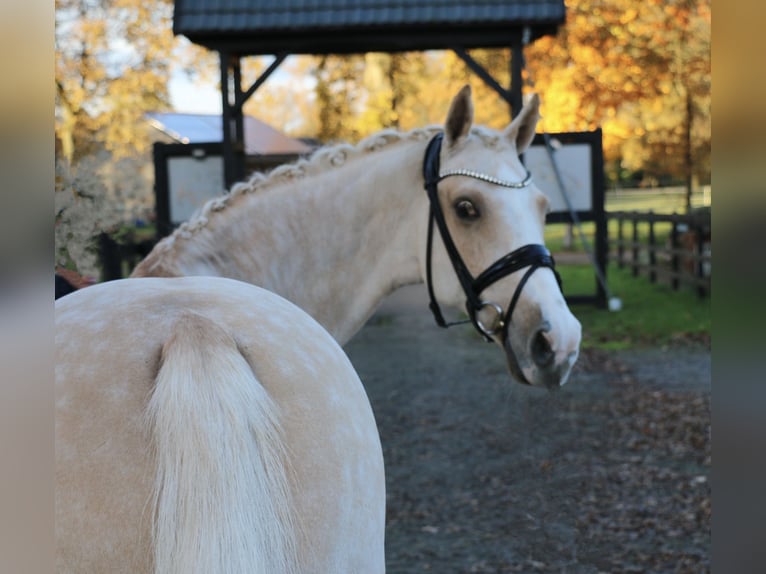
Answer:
[{"xmin": 150, "ymin": 138, "xmax": 428, "ymax": 344}]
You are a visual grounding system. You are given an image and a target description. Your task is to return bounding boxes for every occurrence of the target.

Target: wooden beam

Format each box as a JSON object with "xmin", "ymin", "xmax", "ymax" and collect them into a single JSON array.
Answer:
[
  {"xmin": 510, "ymin": 40, "xmax": 524, "ymax": 119},
  {"xmin": 240, "ymin": 53, "xmax": 288, "ymax": 105},
  {"xmin": 220, "ymin": 51, "xmax": 245, "ymax": 189},
  {"xmin": 452, "ymin": 47, "xmax": 512, "ymax": 105}
]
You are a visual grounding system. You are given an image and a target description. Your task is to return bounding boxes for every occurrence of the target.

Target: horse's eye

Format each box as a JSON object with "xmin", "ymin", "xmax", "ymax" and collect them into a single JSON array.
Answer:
[{"xmin": 454, "ymin": 199, "xmax": 480, "ymax": 221}]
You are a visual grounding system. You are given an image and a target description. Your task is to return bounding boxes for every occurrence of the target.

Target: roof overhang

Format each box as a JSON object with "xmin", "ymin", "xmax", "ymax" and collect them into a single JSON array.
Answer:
[{"xmin": 173, "ymin": 1, "xmax": 565, "ymax": 55}]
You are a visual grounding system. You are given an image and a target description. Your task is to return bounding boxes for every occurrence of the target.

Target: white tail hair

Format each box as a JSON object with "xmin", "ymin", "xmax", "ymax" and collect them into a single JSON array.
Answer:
[{"xmin": 145, "ymin": 312, "xmax": 298, "ymax": 574}]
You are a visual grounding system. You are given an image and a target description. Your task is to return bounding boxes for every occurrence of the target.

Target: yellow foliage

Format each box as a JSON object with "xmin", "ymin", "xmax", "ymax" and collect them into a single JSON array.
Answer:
[
  {"xmin": 55, "ymin": 0, "xmax": 710, "ymax": 184},
  {"xmin": 56, "ymin": 0, "xmax": 176, "ymax": 162}
]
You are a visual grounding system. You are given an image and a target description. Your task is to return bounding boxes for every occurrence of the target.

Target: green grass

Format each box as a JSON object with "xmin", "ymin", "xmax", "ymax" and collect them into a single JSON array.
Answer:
[{"xmin": 560, "ymin": 263, "xmax": 711, "ymax": 349}]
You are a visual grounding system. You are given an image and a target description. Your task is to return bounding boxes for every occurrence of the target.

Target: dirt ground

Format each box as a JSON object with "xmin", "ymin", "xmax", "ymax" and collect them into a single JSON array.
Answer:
[{"xmin": 344, "ymin": 284, "xmax": 711, "ymax": 574}]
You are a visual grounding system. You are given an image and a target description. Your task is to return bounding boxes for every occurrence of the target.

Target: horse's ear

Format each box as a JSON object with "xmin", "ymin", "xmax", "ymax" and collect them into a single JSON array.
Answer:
[
  {"xmin": 504, "ymin": 93, "xmax": 540, "ymax": 153},
  {"xmin": 444, "ymin": 85, "xmax": 474, "ymax": 148}
]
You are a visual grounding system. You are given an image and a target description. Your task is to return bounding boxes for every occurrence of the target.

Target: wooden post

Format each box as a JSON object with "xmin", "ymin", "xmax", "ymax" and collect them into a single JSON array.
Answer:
[
  {"xmin": 696, "ymin": 223, "xmax": 706, "ymax": 297},
  {"xmin": 617, "ymin": 215, "xmax": 624, "ymax": 268},
  {"xmin": 648, "ymin": 212, "xmax": 656, "ymax": 283},
  {"xmin": 632, "ymin": 217, "xmax": 640, "ymax": 277},
  {"xmin": 220, "ymin": 51, "xmax": 245, "ymax": 190},
  {"xmin": 670, "ymin": 218, "xmax": 680, "ymax": 291},
  {"xmin": 98, "ymin": 233, "xmax": 122, "ymax": 281},
  {"xmin": 510, "ymin": 39, "xmax": 524, "ymax": 120}
]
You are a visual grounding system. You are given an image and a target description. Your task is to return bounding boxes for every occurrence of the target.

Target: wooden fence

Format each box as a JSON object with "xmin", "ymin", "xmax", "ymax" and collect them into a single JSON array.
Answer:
[{"xmin": 609, "ymin": 210, "xmax": 711, "ymax": 297}]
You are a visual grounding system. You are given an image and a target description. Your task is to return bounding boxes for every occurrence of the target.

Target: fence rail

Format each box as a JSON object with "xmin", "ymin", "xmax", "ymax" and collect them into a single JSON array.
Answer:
[{"xmin": 609, "ymin": 210, "xmax": 711, "ymax": 297}]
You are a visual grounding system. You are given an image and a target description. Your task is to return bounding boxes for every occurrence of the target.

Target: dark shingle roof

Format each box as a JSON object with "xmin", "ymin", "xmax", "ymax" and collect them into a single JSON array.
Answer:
[{"xmin": 174, "ymin": 0, "xmax": 565, "ymax": 54}]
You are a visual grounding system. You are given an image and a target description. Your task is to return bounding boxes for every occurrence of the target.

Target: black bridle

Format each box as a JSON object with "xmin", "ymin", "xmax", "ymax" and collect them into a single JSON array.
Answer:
[{"xmin": 423, "ymin": 132, "xmax": 562, "ymax": 343}]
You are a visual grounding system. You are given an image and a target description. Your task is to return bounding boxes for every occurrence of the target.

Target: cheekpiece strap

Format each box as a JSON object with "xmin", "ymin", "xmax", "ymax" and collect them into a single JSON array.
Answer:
[{"xmin": 423, "ymin": 133, "xmax": 484, "ymax": 318}]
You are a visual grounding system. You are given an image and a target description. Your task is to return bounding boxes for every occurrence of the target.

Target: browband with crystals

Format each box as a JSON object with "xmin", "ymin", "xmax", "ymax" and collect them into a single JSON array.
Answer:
[{"xmin": 437, "ymin": 168, "xmax": 533, "ymax": 189}]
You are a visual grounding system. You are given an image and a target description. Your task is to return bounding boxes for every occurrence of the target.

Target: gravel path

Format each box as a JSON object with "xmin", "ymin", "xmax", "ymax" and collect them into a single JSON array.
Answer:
[{"xmin": 344, "ymin": 285, "xmax": 711, "ymax": 574}]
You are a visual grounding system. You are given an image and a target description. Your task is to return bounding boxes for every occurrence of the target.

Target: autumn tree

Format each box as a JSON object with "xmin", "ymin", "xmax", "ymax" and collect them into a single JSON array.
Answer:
[
  {"xmin": 525, "ymin": 0, "xmax": 710, "ymax": 200},
  {"xmin": 53, "ymin": 0, "xmax": 708, "ymax": 194},
  {"xmin": 55, "ymin": 0, "xmax": 183, "ymax": 162},
  {"xmin": 623, "ymin": 0, "xmax": 711, "ymax": 206},
  {"xmin": 302, "ymin": 49, "xmax": 517, "ymax": 143},
  {"xmin": 55, "ymin": 0, "xmax": 215, "ymax": 277},
  {"xmin": 311, "ymin": 55, "xmax": 368, "ymax": 142}
]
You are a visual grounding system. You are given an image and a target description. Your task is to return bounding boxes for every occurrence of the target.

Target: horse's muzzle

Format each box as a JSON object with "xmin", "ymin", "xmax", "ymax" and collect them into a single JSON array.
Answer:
[{"xmin": 503, "ymin": 320, "xmax": 580, "ymax": 389}]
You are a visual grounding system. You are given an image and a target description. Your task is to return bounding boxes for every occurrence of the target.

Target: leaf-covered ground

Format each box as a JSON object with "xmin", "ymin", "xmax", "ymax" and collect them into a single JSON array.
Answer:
[{"xmin": 345, "ymin": 285, "xmax": 710, "ymax": 573}]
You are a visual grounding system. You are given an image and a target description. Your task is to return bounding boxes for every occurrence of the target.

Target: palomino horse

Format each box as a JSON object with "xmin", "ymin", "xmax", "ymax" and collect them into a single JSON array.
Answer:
[
  {"xmin": 56, "ymin": 86, "xmax": 581, "ymax": 572},
  {"xmin": 132, "ymin": 85, "xmax": 580, "ymax": 381}
]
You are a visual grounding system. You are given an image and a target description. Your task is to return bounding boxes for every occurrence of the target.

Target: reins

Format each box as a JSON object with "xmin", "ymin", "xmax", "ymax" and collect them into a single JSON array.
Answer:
[{"xmin": 422, "ymin": 132, "xmax": 562, "ymax": 343}]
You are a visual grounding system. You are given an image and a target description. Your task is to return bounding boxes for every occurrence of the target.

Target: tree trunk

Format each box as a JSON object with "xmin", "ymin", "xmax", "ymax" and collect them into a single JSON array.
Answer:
[{"xmin": 684, "ymin": 87, "xmax": 693, "ymax": 213}]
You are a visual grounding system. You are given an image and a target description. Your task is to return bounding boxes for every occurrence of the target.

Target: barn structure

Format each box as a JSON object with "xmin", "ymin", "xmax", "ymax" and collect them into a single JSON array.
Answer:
[{"xmin": 172, "ymin": 0, "xmax": 567, "ymax": 187}]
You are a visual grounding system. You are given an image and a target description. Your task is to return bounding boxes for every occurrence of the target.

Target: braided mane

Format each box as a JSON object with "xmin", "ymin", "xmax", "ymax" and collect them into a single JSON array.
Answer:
[{"xmin": 151, "ymin": 125, "xmax": 503, "ymax": 252}]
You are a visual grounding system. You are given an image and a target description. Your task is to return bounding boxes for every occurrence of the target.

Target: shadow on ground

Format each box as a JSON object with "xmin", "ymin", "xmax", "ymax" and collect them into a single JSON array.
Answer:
[{"xmin": 345, "ymin": 284, "xmax": 710, "ymax": 574}]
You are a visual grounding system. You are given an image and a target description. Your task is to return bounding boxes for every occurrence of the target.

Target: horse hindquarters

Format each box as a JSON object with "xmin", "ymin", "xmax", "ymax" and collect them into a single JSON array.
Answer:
[
  {"xmin": 146, "ymin": 312, "xmax": 298, "ymax": 574},
  {"xmin": 56, "ymin": 277, "xmax": 386, "ymax": 573}
]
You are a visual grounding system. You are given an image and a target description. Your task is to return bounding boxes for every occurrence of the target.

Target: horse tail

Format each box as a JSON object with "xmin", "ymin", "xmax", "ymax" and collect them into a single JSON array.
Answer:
[{"xmin": 145, "ymin": 312, "xmax": 298, "ymax": 574}]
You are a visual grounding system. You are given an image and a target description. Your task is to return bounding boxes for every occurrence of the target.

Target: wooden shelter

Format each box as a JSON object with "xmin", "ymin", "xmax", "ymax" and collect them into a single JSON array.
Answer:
[{"xmin": 172, "ymin": 0, "xmax": 567, "ymax": 187}]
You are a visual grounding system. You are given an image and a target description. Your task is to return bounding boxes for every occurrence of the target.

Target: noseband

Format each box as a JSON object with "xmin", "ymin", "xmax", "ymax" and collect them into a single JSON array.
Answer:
[{"xmin": 422, "ymin": 132, "xmax": 562, "ymax": 343}]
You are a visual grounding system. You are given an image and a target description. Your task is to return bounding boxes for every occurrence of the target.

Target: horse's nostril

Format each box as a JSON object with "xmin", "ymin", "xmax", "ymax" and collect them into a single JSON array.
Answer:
[{"xmin": 531, "ymin": 329, "xmax": 554, "ymax": 368}]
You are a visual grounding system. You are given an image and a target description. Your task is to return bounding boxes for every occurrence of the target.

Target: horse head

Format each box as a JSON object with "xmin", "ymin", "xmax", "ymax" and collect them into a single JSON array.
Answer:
[{"xmin": 419, "ymin": 85, "xmax": 581, "ymax": 389}]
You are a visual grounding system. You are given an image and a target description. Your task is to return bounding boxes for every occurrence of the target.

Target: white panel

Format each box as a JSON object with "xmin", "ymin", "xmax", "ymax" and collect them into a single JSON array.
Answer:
[
  {"xmin": 526, "ymin": 142, "xmax": 592, "ymax": 213},
  {"xmin": 167, "ymin": 156, "xmax": 226, "ymax": 224}
]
